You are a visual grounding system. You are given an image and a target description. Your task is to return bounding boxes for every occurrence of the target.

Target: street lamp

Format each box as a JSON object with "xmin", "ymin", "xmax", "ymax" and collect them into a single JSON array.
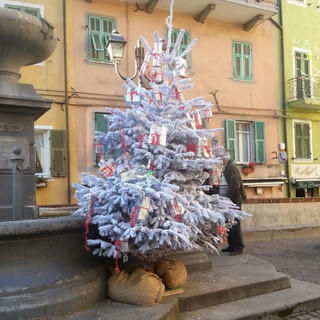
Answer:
[{"xmin": 106, "ymin": 30, "xmax": 145, "ymax": 83}]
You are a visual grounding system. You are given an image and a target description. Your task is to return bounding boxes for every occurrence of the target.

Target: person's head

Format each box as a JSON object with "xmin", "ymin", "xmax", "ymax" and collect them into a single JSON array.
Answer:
[{"xmin": 217, "ymin": 148, "xmax": 231, "ymax": 165}]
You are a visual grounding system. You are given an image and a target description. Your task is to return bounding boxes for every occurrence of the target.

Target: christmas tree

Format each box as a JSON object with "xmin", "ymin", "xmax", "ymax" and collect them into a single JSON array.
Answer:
[{"xmin": 73, "ymin": 4, "xmax": 249, "ymax": 266}]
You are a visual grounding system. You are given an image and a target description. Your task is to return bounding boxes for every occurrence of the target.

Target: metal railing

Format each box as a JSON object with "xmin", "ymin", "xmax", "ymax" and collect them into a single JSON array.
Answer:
[
  {"xmin": 246, "ymin": 0, "xmax": 279, "ymax": 8},
  {"xmin": 288, "ymin": 76, "xmax": 320, "ymax": 101}
]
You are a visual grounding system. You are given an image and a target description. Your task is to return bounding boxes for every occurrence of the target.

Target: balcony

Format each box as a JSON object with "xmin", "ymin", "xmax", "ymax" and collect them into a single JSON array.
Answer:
[
  {"xmin": 287, "ymin": 76, "xmax": 320, "ymax": 110},
  {"xmin": 111, "ymin": 0, "xmax": 278, "ymax": 29}
]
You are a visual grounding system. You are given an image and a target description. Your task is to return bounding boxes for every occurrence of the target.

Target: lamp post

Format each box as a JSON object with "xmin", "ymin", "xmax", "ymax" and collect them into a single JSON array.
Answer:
[{"xmin": 106, "ymin": 30, "xmax": 145, "ymax": 84}]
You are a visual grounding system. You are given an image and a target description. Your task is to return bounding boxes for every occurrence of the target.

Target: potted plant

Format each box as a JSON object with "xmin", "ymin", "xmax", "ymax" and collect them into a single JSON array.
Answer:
[
  {"xmin": 242, "ymin": 162, "xmax": 255, "ymax": 175},
  {"xmin": 36, "ymin": 176, "xmax": 48, "ymax": 188}
]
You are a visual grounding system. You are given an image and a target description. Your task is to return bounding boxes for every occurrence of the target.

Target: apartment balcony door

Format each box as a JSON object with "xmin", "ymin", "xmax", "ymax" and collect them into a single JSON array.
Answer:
[{"xmin": 294, "ymin": 51, "xmax": 311, "ymax": 99}]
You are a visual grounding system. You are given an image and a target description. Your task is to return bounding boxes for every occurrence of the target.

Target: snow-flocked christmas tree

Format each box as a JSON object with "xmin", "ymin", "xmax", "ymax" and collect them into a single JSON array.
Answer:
[{"xmin": 73, "ymin": 2, "xmax": 249, "ymax": 266}]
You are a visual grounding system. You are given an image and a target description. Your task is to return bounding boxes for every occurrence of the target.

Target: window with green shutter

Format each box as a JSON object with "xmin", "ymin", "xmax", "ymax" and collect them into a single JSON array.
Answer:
[
  {"xmin": 50, "ymin": 130, "xmax": 67, "ymax": 177},
  {"xmin": 5, "ymin": 4, "xmax": 41, "ymax": 17},
  {"xmin": 94, "ymin": 113, "xmax": 109, "ymax": 165},
  {"xmin": 294, "ymin": 121, "xmax": 311, "ymax": 159},
  {"xmin": 225, "ymin": 119, "xmax": 265, "ymax": 164},
  {"xmin": 88, "ymin": 15, "xmax": 115, "ymax": 63},
  {"xmin": 171, "ymin": 29, "xmax": 191, "ymax": 73},
  {"xmin": 232, "ymin": 41, "xmax": 253, "ymax": 81}
]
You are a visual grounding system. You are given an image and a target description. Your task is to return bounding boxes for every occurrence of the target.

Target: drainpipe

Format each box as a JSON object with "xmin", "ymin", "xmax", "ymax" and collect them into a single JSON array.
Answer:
[
  {"xmin": 278, "ymin": 2, "xmax": 291, "ymax": 198},
  {"xmin": 63, "ymin": 0, "xmax": 71, "ymax": 204}
]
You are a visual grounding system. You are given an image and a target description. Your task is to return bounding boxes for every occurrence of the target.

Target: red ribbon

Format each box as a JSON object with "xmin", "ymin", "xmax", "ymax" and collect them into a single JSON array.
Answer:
[
  {"xmin": 114, "ymin": 240, "xmax": 122, "ymax": 273},
  {"xmin": 150, "ymin": 131, "xmax": 161, "ymax": 145},
  {"xmin": 84, "ymin": 195, "xmax": 95, "ymax": 252},
  {"xmin": 129, "ymin": 90, "xmax": 139, "ymax": 101}
]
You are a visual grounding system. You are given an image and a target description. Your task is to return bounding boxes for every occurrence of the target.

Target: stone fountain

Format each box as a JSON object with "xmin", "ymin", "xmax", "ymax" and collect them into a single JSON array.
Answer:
[{"xmin": 0, "ymin": 8, "xmax": 106, "ymax": 319}]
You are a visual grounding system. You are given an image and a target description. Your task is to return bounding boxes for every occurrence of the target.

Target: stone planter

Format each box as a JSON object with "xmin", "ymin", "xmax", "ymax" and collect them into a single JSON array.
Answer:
[{"xmin": 242, "ymin": 167, "xmax": 255, "ymax": 175}]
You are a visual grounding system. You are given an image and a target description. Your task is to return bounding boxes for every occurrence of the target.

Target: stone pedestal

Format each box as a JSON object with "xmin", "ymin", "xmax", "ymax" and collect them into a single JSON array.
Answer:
[{"xmin": 0, "ymin": 8, "xmax": 57, "ymax": 221}]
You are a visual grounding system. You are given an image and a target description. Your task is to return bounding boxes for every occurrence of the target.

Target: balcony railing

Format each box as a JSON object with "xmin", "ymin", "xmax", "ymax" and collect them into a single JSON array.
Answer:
[
  {"xmin": 246, "ymin": 0, "xmax": 278, "ymax": 8},
  {"xmin": 288, "ymin": 76, "xmax": 320, "ymax": 102}
]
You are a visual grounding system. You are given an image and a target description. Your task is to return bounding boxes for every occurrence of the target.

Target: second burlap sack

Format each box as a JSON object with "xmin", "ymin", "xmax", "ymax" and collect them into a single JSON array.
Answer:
[
  {"xmin": 108, "ymin": 268, "xmax": 165, "ymax": 306},
  {"xmin": 154, "ymin": 259, "xmax": 187, "ymax": 289}
]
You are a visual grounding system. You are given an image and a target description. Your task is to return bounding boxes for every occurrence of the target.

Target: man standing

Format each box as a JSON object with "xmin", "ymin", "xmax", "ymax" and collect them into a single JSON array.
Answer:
[{"xmin": 219, "ymin": 149, "xmax": 247, "ymax": 256}]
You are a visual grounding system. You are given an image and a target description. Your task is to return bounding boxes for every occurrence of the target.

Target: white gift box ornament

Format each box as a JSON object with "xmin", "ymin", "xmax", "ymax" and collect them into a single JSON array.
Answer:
[
  {"xmin": 148, "ymin": 124, "xmax": 168, "ymax": 146},
  {"xmin": 200, "ymin": 108, "xmax": 213, "ymax": 120},
  {"xmin": 192, "ymin": 113, "xmax": 203, "ymax": 129},
  {"xmin": 169, "ymin": 199, "xmax": 184, "ymax": 217},
  {"xmin": 99, "ymin": 161, "xmax": 116, "ymax": 178},
  {"xmin": 121, "ymin": 167, "xmax": 147, "ymax": 183},
  {"xmin": 125, "ymin": 87, "xmax": 141, "ymax": 105},
  {"xmin": 176, "ymin": 56, "xmax": 188, "ymax": 78},
  {"xmin": 137, "ymin": 196, "xmax": 151, "ymax": 221},
  {"xmin": 139, "ymin": 50, "xmax": 152, "ymax": 77},
  {"xmin": 196, "ymin": 137, "xmax": 211, "ymax": 158},
  {"xmin": 175, "ymin": 83, "xmax": 185, "ymax": 102}
]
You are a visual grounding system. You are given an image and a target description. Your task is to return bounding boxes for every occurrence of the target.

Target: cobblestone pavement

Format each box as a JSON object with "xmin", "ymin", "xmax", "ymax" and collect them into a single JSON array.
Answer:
[{"xmin": 245, "ymin": 237, "xmax": 320, "ymax": 319}]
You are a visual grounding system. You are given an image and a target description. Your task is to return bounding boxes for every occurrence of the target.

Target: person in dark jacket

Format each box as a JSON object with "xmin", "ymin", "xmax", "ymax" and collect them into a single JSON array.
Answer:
[{"xmin": 219, "ymin": 149, "xmax": 247, "ymax": 256}]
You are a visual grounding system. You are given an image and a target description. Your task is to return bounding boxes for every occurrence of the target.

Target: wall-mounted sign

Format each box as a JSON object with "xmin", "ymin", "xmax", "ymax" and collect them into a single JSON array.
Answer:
[
  {"xmin": 291, "ymin": 164, "xmax": 320, "ymax": 179},
  {"xmin": 0, "ymin": 136, "xmax": 30, "ymax": 169}
]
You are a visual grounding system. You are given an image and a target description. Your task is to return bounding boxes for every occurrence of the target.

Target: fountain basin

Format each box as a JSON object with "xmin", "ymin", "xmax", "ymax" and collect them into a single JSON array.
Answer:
[{"xmin": 0, "ymin": 216, "xmax": 107, "ymax": 320}]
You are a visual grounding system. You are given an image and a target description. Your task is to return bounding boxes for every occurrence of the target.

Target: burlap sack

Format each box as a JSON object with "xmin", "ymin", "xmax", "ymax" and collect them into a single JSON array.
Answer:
[
  {"xmin": 108, "ymin": 268, "xmax": 165, "ymax": 306},
  {"xmin": 154, "ymin": 259, "xmax": 187, "ymax": 289}
]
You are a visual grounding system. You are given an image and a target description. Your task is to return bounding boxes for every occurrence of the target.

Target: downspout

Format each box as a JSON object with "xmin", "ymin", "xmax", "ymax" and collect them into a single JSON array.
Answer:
[
  {"xmin": 272, "ymin": 2, "xmax": 291, "ymax": 197},
  {"xmin": 63, "ymin": 0, "xmax": 71, "ymax": 204}
]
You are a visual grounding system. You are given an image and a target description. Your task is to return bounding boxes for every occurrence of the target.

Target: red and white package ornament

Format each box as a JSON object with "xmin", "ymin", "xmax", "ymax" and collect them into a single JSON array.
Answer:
[
  {"xmin": 169, "ymin": 199, "xmax": 184, "ymax": 217},
  {"xmin": 99, "ymin": 161, "xmax": 116, "ymax": 178},
  {"xmin": 169, "ymin": 199, "xmax": 184, "ymax": 222},
  {"xmin": 196, "ymin": 137, "xmax": 211, "ymax": 158},
  {"xmin": 209, "ymin": 164, "xmax": 220, "ymax": 186},
  {"xmin": 152, "ymin": 42, "xmax": 164, "ymax": 83},
  {"xmin": 125, "ymin": 87, "xmax": 141, "ymax": 105},
  {"xmin": 121, "ymin": 167, "xmax": 147, "ymax": 183},
  {"xmin": 175, "ymin": 83, "xmax": 185, "ymax": 102},
  {"xmin": 139, "ymin": 50, "xmax": 152, "ymax": 77},
  {"xmin": 148, "ymin": 124, "xmax": 168, "ymax": 146},
  {"xmin": 212, "ymin": 225, "xmax": 227, "ymax": 243},
  {"xmin": 176, "ymin": 56, "xmax": 188, "ymax": 78},
  {"xmin": 137, "ymin": 196, "xmax": 151, "ymax": 221},
  {"xmin": 152, "ymin": 84, "xmax": 163, "ymax": 105},
  {"xmin": 192, "ymin": 113, "xmax": 203, "ymax": 129},
  {"xmin": 94, "ymin": 137, "xmax": 105, "ymax": 154},
  {"xmin": 186, "ymin": 113, "xmax": 196, "ymax": 130},
  {"xmin": 200, "ymin": 108, "xmax": 213, "ymax": 120}
]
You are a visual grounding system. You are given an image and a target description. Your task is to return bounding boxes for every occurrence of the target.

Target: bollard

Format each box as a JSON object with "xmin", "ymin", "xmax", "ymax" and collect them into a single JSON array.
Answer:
[{"xmin": 10, "ymin": 146, "xmax": 25, "ymax": 220}]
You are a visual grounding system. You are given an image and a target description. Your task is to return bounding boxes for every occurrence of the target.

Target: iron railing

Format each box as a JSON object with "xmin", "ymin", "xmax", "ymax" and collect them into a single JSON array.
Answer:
[
  {"xmin": 246, "ymin": 0, "xmax": 279, "ymax": 8},
  {"xmin": 288, "ymin": 76, "xmax": 320, "ymax": 101}
]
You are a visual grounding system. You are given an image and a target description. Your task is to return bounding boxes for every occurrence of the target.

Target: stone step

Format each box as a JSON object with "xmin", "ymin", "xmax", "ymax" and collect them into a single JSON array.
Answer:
[
  {"xmin": 179, "ymin": 278, "xmax": 320, "ymax": 320},
  {"xmin": 64, "ymin": 254, "xmax": 292, "ymax": 320},
  {"xmin": 243, "ymin": 223, "xmax": 320, "ymax": 242}
]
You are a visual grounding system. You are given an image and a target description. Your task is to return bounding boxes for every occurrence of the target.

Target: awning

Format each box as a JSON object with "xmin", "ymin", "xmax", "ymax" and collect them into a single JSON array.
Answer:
[
  {"xmin": 295, "ymin": 180, "xmax": 320, "ymax": 189},
  {"xmin": 243, "ymin": 181, "xmax": 284, "ymax": 188}
]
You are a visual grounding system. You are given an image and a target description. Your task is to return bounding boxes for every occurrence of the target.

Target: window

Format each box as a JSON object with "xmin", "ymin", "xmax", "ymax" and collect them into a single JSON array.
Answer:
[
  {"xmin": 94, "ymin": 113, "xmax": 109, "ymax": 165},
  {"xmin": 293, "ymin": 120, "xmax": 312, "ymax": 160},
  {"xmin": 35, "ymin": 126, "xmax": 67, "ymax": 177},
  {"xmin": 87, "ymin": 15, "xmax": 115, "ymax": 63},
  {"xmin": 232, "ymin": 41, "xmax": 253, "ymax": 81},
  {"xmin": 225, "ymin": 120, "xmax": 266, "ymax": 164},
  {"xmin": 294, "ymin": 49, "xmax": 311, "ymax": 99},
  {"xmin": 171, "ymin": 29, "xmax": 191, "ymax": 73},
  {"xmin": 3, "ymin": 1, "xmax": 42, "ymax": 17}
]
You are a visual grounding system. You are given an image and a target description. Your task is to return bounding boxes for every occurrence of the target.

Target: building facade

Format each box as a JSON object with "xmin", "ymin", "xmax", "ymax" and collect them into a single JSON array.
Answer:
[
  {"xmin": 3, "ymin": 0, "xmax": 286, "ymax": 205},
  {"xmin": 281, "ymin": 0, "xmax": 320, "ymax": 198}
]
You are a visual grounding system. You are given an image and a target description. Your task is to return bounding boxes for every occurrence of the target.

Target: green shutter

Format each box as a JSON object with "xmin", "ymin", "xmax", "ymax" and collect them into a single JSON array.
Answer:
[
  {"xmin": 233, "ymin": 41, "xmax": 252, "ymax": 81},
  {"xmin": 254, "ymin": 121, "xmax": 266, "ymax": 164},
  {"xmin": 225, "ymin": 119, "xmax": 235, "ymax": 161},
  {"xmin": 50, "ymin": 130, "xmax": 66, "ymax": 177},
  {"xmin": 95, "ymin": 113, "xmax": 109, "ymax": 133}
]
